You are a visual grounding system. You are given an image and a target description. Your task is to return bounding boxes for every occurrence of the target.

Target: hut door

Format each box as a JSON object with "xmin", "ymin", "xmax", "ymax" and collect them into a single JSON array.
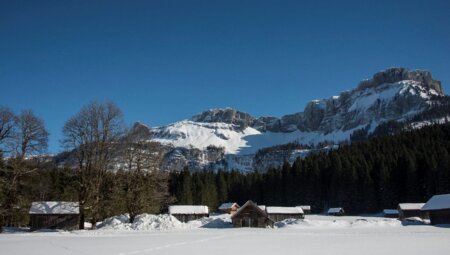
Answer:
[{"xmin": 243, "ymin": 217, "xmax": 252, "ymax": 227}]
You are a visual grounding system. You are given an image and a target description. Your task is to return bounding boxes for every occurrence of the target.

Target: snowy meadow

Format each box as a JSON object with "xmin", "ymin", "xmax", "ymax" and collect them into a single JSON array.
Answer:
[{"xmin": 2, "ymin": 214, "xmax": 450, "ymax": 255}]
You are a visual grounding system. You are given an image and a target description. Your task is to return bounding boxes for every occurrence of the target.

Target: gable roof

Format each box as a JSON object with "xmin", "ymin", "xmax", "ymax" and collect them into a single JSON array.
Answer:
[
  {"xmin": 231, "ymin": 200, "xmax": 267, "ymax": 219},
  {"xmin": 218, "ymin": 202, "xmax": 239, "ymax": 210},
  {"xmin": 383, "ymin": 209, "xmax": 399, "ymax": 214},
  {"xmin": 296, "ymin": 205, "xmax": 311, "ymax": 210},
  {"xmin": 328, "ymin": 207, "xmax": 344, "ymax": 213},
  {"xmin": 398, "ymin": 203, "xmax": 425, "ymax": 210},
  {"xmin": 422, "ymin": 194, "xmax": 450, "ymax": 211},
  {"xmin": 29, "ymin": 201, "xmax": 79, "ymax": 215},
  {"xmin": 266, "ymin": 206, "xmax": 304, "ymax": 214},
  {"xmin": 168, "ymin": 205, "xmax": 209, "ymax": 214}
]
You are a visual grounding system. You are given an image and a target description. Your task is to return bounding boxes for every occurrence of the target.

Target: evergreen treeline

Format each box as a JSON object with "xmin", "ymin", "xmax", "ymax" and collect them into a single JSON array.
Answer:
[{"xmin": 170, "ymin": 124, "xmax": 450, "ymax": 214}]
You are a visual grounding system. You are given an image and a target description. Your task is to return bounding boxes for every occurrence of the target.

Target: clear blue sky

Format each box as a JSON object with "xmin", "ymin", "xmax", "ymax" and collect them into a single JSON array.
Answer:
[{"xmin": 1, "ymin": 0, "xmax": 450, "ymax": 153}]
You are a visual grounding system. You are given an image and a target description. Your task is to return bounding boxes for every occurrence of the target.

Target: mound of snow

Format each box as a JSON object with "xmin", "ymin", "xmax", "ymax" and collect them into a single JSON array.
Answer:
[
  {"xmin": 96, "ymin": 214, "xmax": 130, "ymax": 230},
  {"xmin": 131, "ymin": 214, "xmax": 185, "ymax": 231},
  {"xmin": 276, "ymin": 216, "xmax": 401, "ymax": 229}
]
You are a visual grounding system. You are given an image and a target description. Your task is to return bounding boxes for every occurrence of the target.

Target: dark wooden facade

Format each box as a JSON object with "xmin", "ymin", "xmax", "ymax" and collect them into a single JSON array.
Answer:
[
  {"xmin": 30, "ymin": 214, "xmax": 79, "ymax": 231},
  {"xmin": 398, "ymin": 208, "xmax": 428, "ymax": 220},
  {"xmin": 267, "ymin": 213, "xmax": 304, "ymax": 222},
  {"xmin": 172, "ymin": 213, "xmax": 208, "ymax": 223},
  {"xmin": 231, "ymin": 201, "xmax": 274, "ymax": 228},
  {"xmin": 425, "ymin": 209, "xmax": 450, "ymax": 225}
]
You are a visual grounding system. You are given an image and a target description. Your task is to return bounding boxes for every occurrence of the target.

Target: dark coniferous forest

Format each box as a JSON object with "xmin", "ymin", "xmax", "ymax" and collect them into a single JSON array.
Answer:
[{"xmin": 170, "ymin": 124, "xmax": 450, "ymax": 214}]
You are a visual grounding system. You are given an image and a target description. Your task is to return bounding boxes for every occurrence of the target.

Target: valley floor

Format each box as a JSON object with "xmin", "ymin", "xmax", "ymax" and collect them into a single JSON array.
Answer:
[{"xmin": 1, "ymin": 215, "xmax": 450, "ymax": 255}]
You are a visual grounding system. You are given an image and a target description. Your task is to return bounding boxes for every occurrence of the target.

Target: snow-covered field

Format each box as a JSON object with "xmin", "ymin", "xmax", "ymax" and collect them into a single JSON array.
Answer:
[{"xmin": 2, "ymin": 215, "xmax": 450, "ymax": 255}]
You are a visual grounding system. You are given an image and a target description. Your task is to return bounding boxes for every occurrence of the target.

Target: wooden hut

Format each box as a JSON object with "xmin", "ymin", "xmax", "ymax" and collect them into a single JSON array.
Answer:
[
  {"xmin": 383, "ymin": 209, "xmax": 399, "ymax": 218},
  {"xmin": 266, "ymin": 206, "xmax": 304, "ymax": 222},
  {"xmin": 327, "ymin": 207, "xmax": 345, "ymax": 216},
  {"xmin": 218, "ymin": 202, "xmax": 240, "ymax": 214},
  {"xmin": 168, "ymin": 205, "xmax": 209, "ymax": 223},
  {"xmin": 398, "ymin": 203, "xmax": 426, "ymax": 220},
  {"xmin": 29, "ymin": 201, "xmax": 79, "ymax": 231},
  {"xmin": 296, "ymin": 205, "xmax": 311, "ymax": 214},
  {"xmin": 421, "ymin": 194, "xmax": 450, "ymax": 225},
  {"xmin": 231, "ymin": 200, "xmax": 274, "ymax": 228}
]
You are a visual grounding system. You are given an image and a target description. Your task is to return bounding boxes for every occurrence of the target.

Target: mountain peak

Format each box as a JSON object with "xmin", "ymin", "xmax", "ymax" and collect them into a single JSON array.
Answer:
[
  {"xmin": 190, "ymin": 108, "xmax": 255, "ymax": 129},
  {"xmin": 357, "ymin": 67, "xmax": 444, "ymax": 95}
]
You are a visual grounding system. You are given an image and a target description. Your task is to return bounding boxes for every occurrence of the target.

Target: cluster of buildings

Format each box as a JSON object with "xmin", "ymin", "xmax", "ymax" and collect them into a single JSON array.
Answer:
[{"xmin": 27, "ymin": 194, "xmax": 450, "ymax": 230}]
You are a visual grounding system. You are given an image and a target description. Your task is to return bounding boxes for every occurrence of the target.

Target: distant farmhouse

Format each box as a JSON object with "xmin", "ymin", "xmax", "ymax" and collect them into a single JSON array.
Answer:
[
  {"xmin": 266, "ymin": 206, "xmax": 304, "ymax": 222},
  {"xmin": 398, "ymin": 203, "xmax": 427, "ymax": 220},
  {"xmin": 218, "ymin": 202, "xmax": 240, "ymax": 214},
  {"xmin": 327, "ymin": 207, "xmax": 345, "ymax": 216},
  {"xmin": 421, "ymin": 194, "xmax": 450, "ymax": 225},
  {"xmin": 29, "ymin": 201, "xmax": 79, "ymax": 231},
  {"xmin": 231, "ymin": 200, "xmax": 274, "ymax": 228},
  {"xmin": 168, "ymin": 205, "xmax": 209, "ymax": 223},
  {"xmin": 383, "ymin": 209, "xmax": 399, "ymax": 218},
  {"xmin": 296, "ymin": 205, "xmax": 311, "ymax": 214}
]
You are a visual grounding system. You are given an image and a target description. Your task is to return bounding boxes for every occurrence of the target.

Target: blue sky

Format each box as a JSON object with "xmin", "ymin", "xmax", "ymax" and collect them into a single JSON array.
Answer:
[{"xmin": 1, "ymin": 0, "xmax": 450, "ymax": 153}]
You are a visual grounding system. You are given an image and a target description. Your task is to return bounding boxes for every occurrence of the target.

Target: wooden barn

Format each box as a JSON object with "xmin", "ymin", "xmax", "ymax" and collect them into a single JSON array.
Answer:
[
  {"xmin": 327, "ymin": 207, "xmax": 345, "ymax": 216},
  {"xmin": 296, "ymin": 205, "xmax": 311, "ymax": 214},
  {"xmin": 29, "ymin": 201, "xmax": 79, "ymax": 231},
  {"xmin": 383, "ymin": 209, "xmax": 399, "ymax": 218},
  {"xmin": 168, "ymin": 205, "xmax": 209, "ymax": 223},
  {"xmin": 266, "ymin": 206, "xmax": 304, "ymax": 222},
  {"xmin": 231, "ymin": 200, "xmax": 274, "ymax": 228},
  {"xmin": 398, "ymin": 203, "xmax": 427, "ymax": 220},
  {"xmin": 421, "ymin": 194, "xmax": 450, "ymax": 225},
  {"xmin": 218, "ymin": 202, "xmax": 240, "ymax": 214}
]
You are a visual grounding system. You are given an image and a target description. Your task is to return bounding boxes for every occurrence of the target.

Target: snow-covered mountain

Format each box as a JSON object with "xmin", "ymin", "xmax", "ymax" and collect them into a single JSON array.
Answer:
[
  {"xmin": 145, "ymin": 68, "xmax": 448, "ymax": 171},
  {"xmin": 57, "ymin": 68, "xmax": 449, "ymax": 173}
]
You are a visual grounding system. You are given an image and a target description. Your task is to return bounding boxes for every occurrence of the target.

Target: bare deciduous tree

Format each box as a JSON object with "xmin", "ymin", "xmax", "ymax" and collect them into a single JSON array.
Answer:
[
  {"xmin": 62, "ymin": 101, "xmax": 125, "ymax": 229},
  {"xmin": 15, "ymin": 110, "xmax": 49, "ymax": 159},
  {"xmin": 0, "ymin": 107, "xmax": 17, "ymax": 154}
]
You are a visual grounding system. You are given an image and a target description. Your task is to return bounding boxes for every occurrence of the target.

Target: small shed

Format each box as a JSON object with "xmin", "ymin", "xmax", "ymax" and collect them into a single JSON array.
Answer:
[
  {"xmin": 327, "ymin": 207, "xmax": 345, "ymax": 216},
  {"xmin": 398, "ymin": 203, "xmax": 426, "ymax": 219},
  {"xmin": 296, "ymin": 205, "xmax": 311, "ymax": 214},
  {"xmin": 231, "ymin": 200, "xmax": 274, "ymax": 228},
  {"xmin": 421, "ymin": 194, "xmax": 450, "ymax": 225},
  {"xmin": 29, "ymin": 201, "xmax": 79, "ymax": 231},
  {"xmin": 168, "ymin": 205, "xmax": 209, "ymax": 223},
  {"xmin": 266, "ymin": 206, "xmax": 304, "ymax": 222},
  {"xmin": 218, "ymin": 202, "xmax": 240, "ymax": 214},
  {"xmin": 383, "ymin": 209, "xmax": 399, "ymax": 218}
]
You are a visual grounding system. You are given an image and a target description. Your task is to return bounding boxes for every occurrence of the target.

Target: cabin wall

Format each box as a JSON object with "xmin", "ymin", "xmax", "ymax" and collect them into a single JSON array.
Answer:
[
  {"xmin": 30, "ymin": 214, "xmax": 79, "ymax": 231},
  {"xmin": 383, "ymin": 213, "xmax": 399, "ymax": 218},
  {"xmin": 428, "ymin": 210, "xmax": 450, "ymax": 225},
  {"xmin": 172, "ymin": 214, "xmax": 208, "ymax": 223},
  {"xmin": 232, "ymin": 206, "xmax": 273, "ymax": 228},
  {"xmin": 267, "ymin": 214, "xmax": 304, "ymax": 222},
  {"xmin": 399, "ymin": 210, "xmax": 429, "ymax": 219}
]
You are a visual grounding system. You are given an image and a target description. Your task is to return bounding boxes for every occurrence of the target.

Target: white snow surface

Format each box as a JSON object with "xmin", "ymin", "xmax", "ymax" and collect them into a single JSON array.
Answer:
[
  {"xmin": 169, "ymin": 205, "xmax": 209, "ymax": 215},
  {"xmin": 151, "ymin": 120, "xmax": 367, "ymax": 155},
  {"xmin": 29, "ymin": 201, "xmax": 79, "ymax": 214},
  {"xmin": 422, "ymin": 194, "xmax": 450, "ymax": 211},
  {"xmin": 398, "ymin": 203, "xmax": 425, "ymax": 210},
  {"xmin": 296, "ymin": 205, "xmax": 311, "ymax": 211},
  {"xmin": 3, "ymin": 215, "xmax": 450, "ymax": 255},
  {"xmin": 266, "ymin": 206, "xmax": 304, "ymax": 214}
]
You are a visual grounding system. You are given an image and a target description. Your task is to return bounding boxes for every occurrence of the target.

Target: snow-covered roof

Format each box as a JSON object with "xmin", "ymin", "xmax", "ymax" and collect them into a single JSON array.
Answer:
[
  {"xmin": 218, "ymin": 202, "xmax": 239, "ymax": 210},
  {"xmin": 258, "ymin": 205, "xmax": 266, "ymax": 211},
  {"xmin": 296, "ymin": 205, "xmax": 311, "ymax": 210},
  {"xmin": 328, "ymin": 207, "xmax": 344, "ymax": 213},
  {"xmin": 29, "ymin": 201, "xmax": 79, "ymax": 214},
  {"xmin": 266, "ymin": 206, "xmax": 304, "ymax": 214},
  {"xmin": 383, "ymin": 209, "xmax": 399, "ymax": 214},
  {"xmin": 168, "ymin": 205, "xmax": 209, "ymax": 215},
  {"xmin": 422, "ymin": 194, "xmax": 450, "ymax": 211},
  {"xmin": 398, "ymin": 203, "xmax": 425, "ymax": 210}
]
